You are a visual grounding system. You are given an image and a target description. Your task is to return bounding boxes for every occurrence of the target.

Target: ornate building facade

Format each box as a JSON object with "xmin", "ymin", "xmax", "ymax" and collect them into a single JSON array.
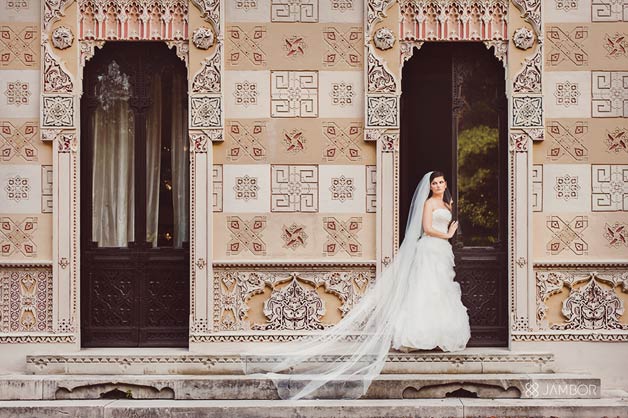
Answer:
[{"xmin": 0, "ymin": 0, "xmax": 626, "ymax": 390}]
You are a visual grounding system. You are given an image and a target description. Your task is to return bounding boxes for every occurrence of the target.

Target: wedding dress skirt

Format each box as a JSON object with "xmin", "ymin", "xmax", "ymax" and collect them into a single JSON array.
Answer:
[{"xmin": 392, "ymin": 208, "xmax": 470, "ymax": 352}]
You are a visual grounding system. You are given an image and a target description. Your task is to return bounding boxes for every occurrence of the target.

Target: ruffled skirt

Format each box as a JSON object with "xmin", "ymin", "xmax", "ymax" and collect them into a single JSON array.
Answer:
[{"xmin": 391, "ymin": 236, "xmax": 471, "ymax": 352}]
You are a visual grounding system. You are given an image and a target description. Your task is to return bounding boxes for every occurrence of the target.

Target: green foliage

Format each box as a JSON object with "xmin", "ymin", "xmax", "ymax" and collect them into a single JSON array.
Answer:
[{"xmin": 457, "ymin": 125, "xmax": 499, "ymax": 245}]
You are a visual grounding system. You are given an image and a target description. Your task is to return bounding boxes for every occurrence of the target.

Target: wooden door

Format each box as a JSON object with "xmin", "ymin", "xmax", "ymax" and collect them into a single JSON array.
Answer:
[
  {"xmin": 400, "ymin": 43, "xmax": 509, "ymax": 346},
  {"xmin": 80, "ymin": 42, "xmax": 190, "ymax": 347}
]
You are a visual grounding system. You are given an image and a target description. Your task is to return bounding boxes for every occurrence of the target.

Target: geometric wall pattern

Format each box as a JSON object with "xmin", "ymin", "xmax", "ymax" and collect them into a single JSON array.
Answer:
[{"xmin": 219, "ymin": 1, "xmax": 374, "ymax": 262}]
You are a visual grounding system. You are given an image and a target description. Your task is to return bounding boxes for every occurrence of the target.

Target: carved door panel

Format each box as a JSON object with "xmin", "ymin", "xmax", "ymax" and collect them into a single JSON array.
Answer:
[
  {"xmin": 400, "ymin": 43, "xmax": 508, "ymax": 346},
  {"xmin": 80, "ymin": 42, "xmax": 189, "ymax": 347}
]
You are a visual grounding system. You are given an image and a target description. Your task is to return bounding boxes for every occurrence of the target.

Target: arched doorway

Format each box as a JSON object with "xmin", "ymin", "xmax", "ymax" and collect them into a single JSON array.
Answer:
[
  {"xmin": 80, "ymin": 42, "xmax": 190, "ymax": 347},
  {"xmin": 400, "ymin": 42, "xmax": 508, "ymax": 346}
]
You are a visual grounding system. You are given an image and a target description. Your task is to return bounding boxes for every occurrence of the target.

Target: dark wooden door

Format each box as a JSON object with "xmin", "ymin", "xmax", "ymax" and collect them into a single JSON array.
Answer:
[
  {"xmin": 80, "ymin": 42, "xmax": 189, "ymax": 347},
  {"xmin": 400, "ymin": 43, "xmax": 508, "ymax": 346}
]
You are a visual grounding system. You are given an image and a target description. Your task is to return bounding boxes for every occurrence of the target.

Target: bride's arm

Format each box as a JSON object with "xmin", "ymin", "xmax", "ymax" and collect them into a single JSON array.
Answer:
[{"xmin": 421, "ymin": 200, "xmax": 453, "ymax": 239}]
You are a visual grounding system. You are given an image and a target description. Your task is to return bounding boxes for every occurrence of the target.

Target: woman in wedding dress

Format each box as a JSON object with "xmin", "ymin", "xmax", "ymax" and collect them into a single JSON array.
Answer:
[{"xmin": 244, "ymin": 171, "xmax": 470, "ymax": 399}]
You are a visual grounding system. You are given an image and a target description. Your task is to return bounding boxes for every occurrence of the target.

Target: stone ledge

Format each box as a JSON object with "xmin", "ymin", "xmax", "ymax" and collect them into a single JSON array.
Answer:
[
  {"xmin": 0, "ymin": 373, "xmax": 600, "ymax": 400},
  {"xmin": 26, "ymin": 349, "xmax": 555, "ymax": 375},
  {"xmin": 0, "ymin": 398, "xmax": 627, "ymax": 418}
]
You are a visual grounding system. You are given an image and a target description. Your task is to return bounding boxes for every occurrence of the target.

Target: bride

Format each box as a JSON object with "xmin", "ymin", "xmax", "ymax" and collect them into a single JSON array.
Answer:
[{"xmin": 244, "ymin": 171, "xmax": 471, "ymax": 399}]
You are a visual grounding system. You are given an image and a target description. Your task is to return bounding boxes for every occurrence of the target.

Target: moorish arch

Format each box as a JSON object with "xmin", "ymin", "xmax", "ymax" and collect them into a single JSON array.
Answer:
[{"xmin": 365, "ymin": 0, "xmax": 544, "ymax": 342}]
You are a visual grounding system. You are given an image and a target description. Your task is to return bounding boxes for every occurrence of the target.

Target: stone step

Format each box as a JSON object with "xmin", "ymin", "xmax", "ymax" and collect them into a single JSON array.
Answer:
[
  {"xmin": 0, "ymin": 373, "xmax": 600, "ymax": 400},
  {"xmin": 0, "ymin": 398, "xmax": 626, "ymax": 418},
  {"xmin": 26, "ymin": 349, "xmax": 555, "ymax": 375}
]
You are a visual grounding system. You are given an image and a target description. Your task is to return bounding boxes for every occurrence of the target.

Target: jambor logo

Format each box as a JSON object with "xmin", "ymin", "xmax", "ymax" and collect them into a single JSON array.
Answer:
[{"xmin": 524, "ymin": 381, "xmax": 598, "ymax": 398}]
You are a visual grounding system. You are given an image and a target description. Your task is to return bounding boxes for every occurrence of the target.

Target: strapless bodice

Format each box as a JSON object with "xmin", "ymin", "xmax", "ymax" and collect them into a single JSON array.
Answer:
[{"xmin": 431, "ymin": 208, "xmax": 452, "ymax": 234}]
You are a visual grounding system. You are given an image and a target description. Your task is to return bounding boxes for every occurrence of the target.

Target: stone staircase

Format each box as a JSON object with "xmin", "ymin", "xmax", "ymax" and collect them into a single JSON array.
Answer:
[{"xmin": 0, "ymin": 349, "xmax": 626, "ymax": 417}]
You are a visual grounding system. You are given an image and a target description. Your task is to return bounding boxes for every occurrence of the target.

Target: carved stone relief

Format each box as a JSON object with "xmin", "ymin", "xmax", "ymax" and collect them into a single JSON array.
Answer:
[
  {"xmin": 51, "ymin": 26, "xmax": 73, "ymax": 50},
  {"xmin": 513, "ymin": 27, "xmax": 534, "ymax": 50},
  {"xmin": 373, "ymin": 28, "xmax": 395, "ymax": 51},
  {"xmin": 192, "ymin": 27, "xmax": 215, "ymax": 50},
  {"xmin": 43, "ymin": 47, "xmax": 73, "ymax": 94},
  {"xmin": 536, "ymin": 270, "xmax": 628, "ymax": 332},
  {"xmin": 367, "ymin": 51, "xmax": 396, "ymax": 93},
  {"xmin": 212, "ymin": 266, "xmax": 375, "ymax": 332}
]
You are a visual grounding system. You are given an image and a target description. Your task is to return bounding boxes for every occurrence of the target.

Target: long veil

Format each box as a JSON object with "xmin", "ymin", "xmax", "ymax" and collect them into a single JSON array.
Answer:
[{"xmin": 242, "ymin": 171, "xmax": 434, "ymax": 399}]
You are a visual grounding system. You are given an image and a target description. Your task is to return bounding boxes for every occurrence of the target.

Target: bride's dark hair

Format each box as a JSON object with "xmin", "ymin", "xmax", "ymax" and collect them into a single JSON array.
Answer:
[{"xmin": 428, "ymin": 171, "xmax": 453, "ymax": 205}]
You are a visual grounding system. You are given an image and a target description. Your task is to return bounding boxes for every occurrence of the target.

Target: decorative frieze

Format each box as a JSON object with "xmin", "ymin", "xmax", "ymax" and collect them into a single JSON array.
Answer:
[
  {"xmin": 212, "ymin": 265, "xmax": 375, "ymax": 332},
  {"xmin": 400, "ymin": 0, "xmax": 508, "ymax": 42},
  {"xmin": 0, "ymin": 268, "xmax": 52, "ymax": 333},
  {"xmin": 536, "ymin": 270, "xmax": 628, "ymax": 332},
  {"xmin": 78, "ymin": 0, "xmax": 188, "ymax": 41}
]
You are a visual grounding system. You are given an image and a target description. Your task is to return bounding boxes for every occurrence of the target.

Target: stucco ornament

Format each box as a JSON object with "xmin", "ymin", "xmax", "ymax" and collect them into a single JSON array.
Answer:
[
  {"xmin": 513, "ymin": 27, "xmax": 535, "ymax": 50},
  {"xmin": 51, "ymin": 26, "xmax": 73, "ymax": 50},
  {"xmin": 192, "ymin": 26, "xmax": 215, "ymax": 50},
  {"xmin": 373, "ymin": 27, "xmax": 395, "ymax": 51}
]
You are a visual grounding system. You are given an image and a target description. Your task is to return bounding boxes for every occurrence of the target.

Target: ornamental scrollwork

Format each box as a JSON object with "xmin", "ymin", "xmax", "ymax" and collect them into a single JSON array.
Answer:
[
  {"xmin": 192, "ymin": 47, "xmax": 221, "ymax": 94},
  {"xmin": 43, "ymin": 46, "xmax": 73, "ymax": 94},
  {"xmin": 367, "ymin": 51, "xmax": 396, "ymax": 94},
  {"xmin": 213, "ymin": 268, "xmax": 374, "ymax": 332},
  {"xmin": 536, "ymin": 270, "xmax": 628, "ymax": 331},
  {"xmin": 513, "ymin": 46, "xmax": 542, "ymax": 94}
]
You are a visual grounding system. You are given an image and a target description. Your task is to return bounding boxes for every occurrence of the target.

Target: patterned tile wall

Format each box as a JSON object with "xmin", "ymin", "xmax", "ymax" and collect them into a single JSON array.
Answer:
[
  {"xmin": 534, "ymin": 0, "xmax": 628, "ymax": 262},
  {"xmin": 216, "ymin": 0, "xmax": 375, "ymax": 260},
  {"xmin": 0, "ymin": 0, "xmax": 52, "ymax": 262}
]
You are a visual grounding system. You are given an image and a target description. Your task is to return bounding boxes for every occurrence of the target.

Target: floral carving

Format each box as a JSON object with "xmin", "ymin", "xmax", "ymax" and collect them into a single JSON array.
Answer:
[
  {"xmin": 192, "ymin": 26, "xmax": 215, "ymax": 50},
  {"xmin": 554, "ymin": 278, "xmax": 627, "ymax": 331},
  {"xmin": 367, "ymin": 51, "xmax": 396, "ymax": 93},
  {"xmin": 51, "ymin": 26, "xmax": 73, "ymax": 50},
  {"xmin": 511, "ymin": 0, "xmax": 541, "ymax": 35},
  {"xmin": 373, "ymin": 27, "xmax": 395, "ymax": 50},
  {"xmin": 554, "ymin": 175, "xmax": 580, "ymax": 201},
  {"xmin": 1, "ymin": 268, "xmax": 53, "ymax": 333},
  {"xmin": 256, "ymin": 277, "xmax": 325, "ymax": 331},
  {"xmin": 281, "ymin": 223, "xmax": 308, "ymax": 250},
  {"xmin": 330, "ymin": 175, "xmax": 355, "ymax": 202},
  {"xmin": 330, "ymin": 82, "xmax": 354, "ymax": 106},
  {"xmin": 43, "ymin": 48, "xmax": 72, "ymax": 93},
  {"xmin": 283, "ymin": 129, "xmax": 306, "ymax": 153},
  {"xmin": 4, "ymin": 81, "xmax": 30, "ymax": 107},
  {"xmin": 192, "ymin": 49, "xmax": 221, "ymax": 94},
  {"xmin": 604, "ymin": 222, "xmax": 627, "ymax": 247},
  {"xmin": 513, "ymin": 47, "xmax": 542, "ymax": 94},
  {"xmin": 44, "ymin": 0, "xmax": 71, "ymax": 30},
  {"xmin": 513, "ymin": 27, "xmax": 534, "ymax": 50},
  {"xmin": 213, "ymin": 267, "xmax": 374, "ymax": 331},
  {"xmin": 234, "ymin": 175, "xmax": 259, "ymax": 201},
  {"xmin": 283, "ymin": 35, "xmax": 306, "ymax": 57},
  {"xmin": 233, "ymin": 81, "xmax": 258, "ymax": 107},
  {"xmin": 605, "ymin": 128, "xmax": 628, "ymax": 153},
  {"xmin": 190, "ymin": 97, "xmax": 221, "ymax": 128},
  {"xmin": 5, "ymin": 176, "xmax": 30, "ymax": 202},
  {"xmin": 604, "ymin": 33, "xmax": 628, "ymax": 59}
]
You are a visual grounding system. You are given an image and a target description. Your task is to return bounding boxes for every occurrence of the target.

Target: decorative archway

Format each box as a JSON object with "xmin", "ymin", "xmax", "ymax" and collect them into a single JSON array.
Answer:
[
  {"xmin": 365, "ymin": 0, "xmax": 544, "ymax": 341},
  {"xmin": 41, "ymin": 0, "xmax": 224, "ymax": 343}
]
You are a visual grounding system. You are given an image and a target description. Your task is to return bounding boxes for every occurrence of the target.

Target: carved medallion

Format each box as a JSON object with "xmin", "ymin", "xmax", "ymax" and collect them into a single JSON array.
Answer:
[
  {"xmin": 513, "ymin": 27, "xmax": 534, "ymax": 50},
  {"xmin": 192, "ymin": 27, "xmax": 215, "ymax": 50},
  {"xmin": 373, "ymin": 27, "xmax": 395, "ymax": 50},
  {"xmin": 51, "ymin": 26, "xmax": 73, "ymax": 50}
]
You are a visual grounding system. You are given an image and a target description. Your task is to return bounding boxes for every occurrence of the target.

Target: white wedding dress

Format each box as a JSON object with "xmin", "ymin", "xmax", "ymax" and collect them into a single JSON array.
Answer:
[
  {"xmin": 244, "ymin": 172, "xmax": 471, "ymax": 400},
  {"xmin": 392, "ymin": 207, "xmax": 470, "ymax": 352}
]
